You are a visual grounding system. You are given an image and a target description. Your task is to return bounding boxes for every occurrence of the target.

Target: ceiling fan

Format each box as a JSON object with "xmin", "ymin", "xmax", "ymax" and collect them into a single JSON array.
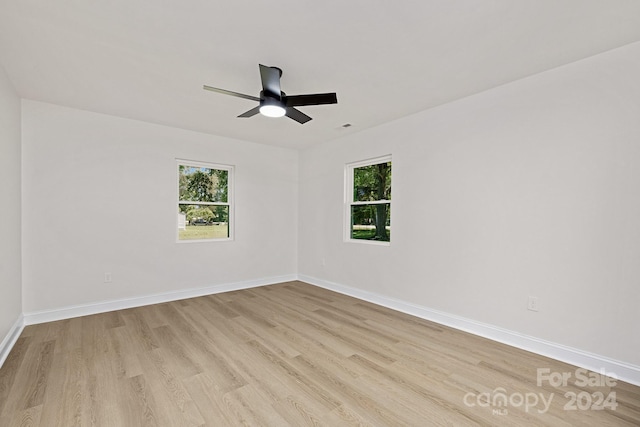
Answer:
[{"xmin": 203, "ymin": 64, "xmax": 337, "ymax": 124}]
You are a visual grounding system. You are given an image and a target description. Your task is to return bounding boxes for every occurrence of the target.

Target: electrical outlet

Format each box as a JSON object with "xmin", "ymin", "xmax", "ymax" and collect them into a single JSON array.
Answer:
[
  {"xmin": 104, "ymin": 273, "xmax": 112, "ymax": 283},
  {"xmin": 527, "ymin": 296, "xmax": 539, "ymax": 312}
]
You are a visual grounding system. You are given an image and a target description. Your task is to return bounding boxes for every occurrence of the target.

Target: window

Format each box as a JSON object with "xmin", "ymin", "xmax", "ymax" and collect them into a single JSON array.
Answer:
[
  {"xmin": 177, "ymin": 160, "xmax": 233, "ymax": 241},
  {"xmin": 345, "ymin": 155, "xmax": 391, "ymax": 244}
]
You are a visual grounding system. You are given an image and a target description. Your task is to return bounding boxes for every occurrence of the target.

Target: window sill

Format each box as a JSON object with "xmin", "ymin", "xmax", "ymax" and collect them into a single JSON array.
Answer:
[{"xmin": 344, "ymin": 238, "xmax": 390, "ymax": 247}]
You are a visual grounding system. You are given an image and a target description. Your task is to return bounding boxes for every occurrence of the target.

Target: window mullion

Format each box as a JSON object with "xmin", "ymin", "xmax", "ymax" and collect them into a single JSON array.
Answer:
[
  {"xmin": 350, "ymin": 200, "xmax": 390, "ymax": 206},
  {"xmin": 178, "ymin": 201, "xmax": 229, "ymax": 206}
]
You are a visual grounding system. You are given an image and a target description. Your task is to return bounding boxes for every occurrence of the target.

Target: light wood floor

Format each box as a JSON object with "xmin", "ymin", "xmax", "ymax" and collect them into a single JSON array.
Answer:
[{"xmin": 1, "ymin": 281, "xmax": 638, "ymax": 426}]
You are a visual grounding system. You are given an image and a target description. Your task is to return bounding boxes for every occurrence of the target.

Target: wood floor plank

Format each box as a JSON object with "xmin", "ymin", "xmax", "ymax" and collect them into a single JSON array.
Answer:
[
  {"xmin": 108, "ymin": 326, "xmax": 145, "ymax": 379},
  {"xmin": 150, "ymin": 326, "xmax": 202, "ymax": 379},
  {"xmin": 222, "ymin": 384, "xmax": 291, "ymax": 426},
  {"xmin": 181, "ymin": 372, "xmax": 236, "ymax": 426},
  {"xmin": 136, "ymin": 348, "xmax": 206, "ymax": 427},
  {"xmin": 248, "ymin": 290, "xmax": 360, "ymax": 358},
  {"xmin": 1, "ymin": 281, "xmax": 639, "ymax": 426},
  {"xmin": 10, "ymin": 404, "xmax": 42, "ymax": 427},
  {"xmin": 0, "ymin": 336, "xmax": 32, "ymax": 415},
  {"xmin": 319, "ymin": 404, "xmax": 375, "ymax": 427},
  {"xmin": 38, "ymin": 348, "xmax": 82, "ymax": 426}
]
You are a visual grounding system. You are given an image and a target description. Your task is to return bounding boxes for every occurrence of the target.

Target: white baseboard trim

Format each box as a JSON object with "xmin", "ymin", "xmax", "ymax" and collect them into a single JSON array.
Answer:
[
  {"xmin": 0, "ymin": 314, "xmax": 25, "ymax": 369},
  {"xmin": 298, "ymin": 274, "xmax": 640, "ymax": 387},
  {"xmin": 14, "ymin": 273, "xmax": 640, "ymax": 387},
  {"xmin": 23, "ymin": 274, "xmax": 297, "ymax": 326}
]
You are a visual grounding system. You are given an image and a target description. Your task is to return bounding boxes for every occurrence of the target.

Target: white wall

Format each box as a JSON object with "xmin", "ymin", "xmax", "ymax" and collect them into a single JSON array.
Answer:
[
  {"xmin": 299, "ymin": 42, "xmax": 640, "ymax": 367},
  {"xmin": 0, "ymin": 63, "xmax": 22, "ymax": 346},
  {"xmin": 21, "ymin": 101, "xmax": 298, "ymax": 313}
]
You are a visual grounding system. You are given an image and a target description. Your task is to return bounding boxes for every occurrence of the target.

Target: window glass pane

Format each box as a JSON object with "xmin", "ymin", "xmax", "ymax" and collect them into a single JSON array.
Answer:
[
  {"xmin": 178, "ymin": 205, "xmax": 229, "ymax": 240},
  {"xmin": 353, "ymin": 162, "xmax": 391, "ymax": 202},
  {"xmin": 179, "ymin": 165, "xmax": 228, "ymax": 203},
  {"xmin": 351, "ymin": 203, "xmax": 390, "ymax": 241}
]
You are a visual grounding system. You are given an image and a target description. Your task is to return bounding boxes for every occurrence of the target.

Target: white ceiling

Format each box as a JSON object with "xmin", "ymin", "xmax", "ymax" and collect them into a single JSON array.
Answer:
[{"xmin": 2, "ymin": 1, "xmax": 640, "ymax": 150}]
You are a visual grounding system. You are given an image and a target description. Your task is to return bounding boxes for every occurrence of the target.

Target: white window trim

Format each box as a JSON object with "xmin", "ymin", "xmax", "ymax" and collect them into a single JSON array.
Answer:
[
  {"xmin": 344, "ymin": 154, "xmax": 392, "ymax": 246},
  {"xmin": 176, "ymin": 159, "xmax": 235, "ymax": 243}
]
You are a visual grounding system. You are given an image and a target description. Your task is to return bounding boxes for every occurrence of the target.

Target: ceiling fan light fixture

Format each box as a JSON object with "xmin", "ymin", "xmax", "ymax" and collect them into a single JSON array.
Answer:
[
  {"xmin": 259, "ymin": 104, "xmax": 286, "ymax": 118},
  {"xmin": 259, "ymin": 97, "xmax": 286, "ymax": 118}
]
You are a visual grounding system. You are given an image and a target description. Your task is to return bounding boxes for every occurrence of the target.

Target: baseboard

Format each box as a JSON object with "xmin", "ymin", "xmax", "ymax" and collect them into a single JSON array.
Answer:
[
  {"xmin": 23, "ymin": 274, "xmax": 297, "ymax": 326},
  {"xmin": 0, "ymin": 314, "xmax": 25, "ymax": 369},
  {"xmin": 298, "ymin": 274, "xmax": 640, "ymax": 387},
  {"xmin": 15, "ymin": 273, "xmax": 640, "ymax": 387}
]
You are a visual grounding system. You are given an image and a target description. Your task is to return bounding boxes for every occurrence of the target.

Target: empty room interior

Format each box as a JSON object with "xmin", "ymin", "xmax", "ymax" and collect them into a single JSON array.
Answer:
[{"xmin": 1, "ymin": 2, "xmax": 640, "ymax": 426}]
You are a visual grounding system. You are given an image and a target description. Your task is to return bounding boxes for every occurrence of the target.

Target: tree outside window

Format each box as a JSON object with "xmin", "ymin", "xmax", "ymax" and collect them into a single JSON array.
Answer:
[
  {"xmin": 346, "ymin": 156, "xmax": 391, "ymax": 243},
  {"xmin": 177, "ymin": 161, "xmax": 233, "ymax": 241}
]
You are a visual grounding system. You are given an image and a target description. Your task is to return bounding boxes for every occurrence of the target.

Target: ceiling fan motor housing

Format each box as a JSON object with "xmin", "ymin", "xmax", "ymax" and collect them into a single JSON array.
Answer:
[{"xmin": 259, "ymin": 90, "xmax": 284, "ymax": 102}]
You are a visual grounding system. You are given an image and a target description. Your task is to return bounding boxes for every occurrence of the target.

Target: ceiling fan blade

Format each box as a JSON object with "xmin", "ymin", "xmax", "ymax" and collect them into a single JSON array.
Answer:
[
  {"xmin": 285, "ymin": 107, "xmax": 312, "ymax": 124},
  {"xmin": 259, "ymin": 64, "xmax": 282, "ymax": 98},
  {"xmin": 203, "ymin": 85, "xmax": 260, "ymax": 102},
  {"xmin": 285, "ymin": 93, "xmax": 337, "ymax": 107},
  {"xmin": 238, "ymin": 106, "xmax": 261, "ymax": 118}
]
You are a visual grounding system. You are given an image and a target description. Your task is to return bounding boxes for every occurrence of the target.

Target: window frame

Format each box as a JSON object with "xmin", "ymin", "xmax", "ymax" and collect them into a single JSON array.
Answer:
[
  {"xmin": 344, "ymin": 155, "xmax": 392, "ymax": 246},
  {"xmin": 176, "ymin": 159, "xmax": 234, "ymax": 243}
]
